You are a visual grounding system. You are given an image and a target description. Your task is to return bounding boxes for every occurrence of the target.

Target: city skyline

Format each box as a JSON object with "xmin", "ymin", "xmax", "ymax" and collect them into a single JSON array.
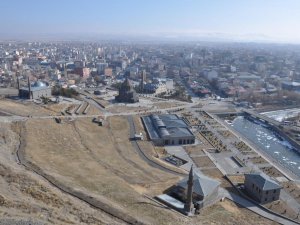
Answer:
[
  {"xmin": 2, "ymin": 3, "xmax": 300, "ymax": 223},
  {"xmin": 1, "ymin": 0, "xmax": 300, "ymax": 43}
]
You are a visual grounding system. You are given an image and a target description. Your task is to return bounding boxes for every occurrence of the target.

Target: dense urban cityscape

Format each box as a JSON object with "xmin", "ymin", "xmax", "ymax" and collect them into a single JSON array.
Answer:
[
  {"xmin": 1, "ymin": 40, "xmax": 300, "ymax": 225},
  {"xmin": 1, "ymin": 1, "xmax": 300, "ymax": 225}
]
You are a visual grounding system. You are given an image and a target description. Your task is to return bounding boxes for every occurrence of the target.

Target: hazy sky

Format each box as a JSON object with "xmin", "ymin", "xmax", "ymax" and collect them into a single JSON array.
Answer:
[{"xmin": 1, "ymin": 0, "xmax": 300, "ymax": 42}]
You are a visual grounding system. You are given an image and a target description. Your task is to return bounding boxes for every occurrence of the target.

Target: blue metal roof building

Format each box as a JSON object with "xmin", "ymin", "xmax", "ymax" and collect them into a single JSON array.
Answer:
[{"xmin": 142, "ymin": 114, "xmax": 195, "ymax": 146}]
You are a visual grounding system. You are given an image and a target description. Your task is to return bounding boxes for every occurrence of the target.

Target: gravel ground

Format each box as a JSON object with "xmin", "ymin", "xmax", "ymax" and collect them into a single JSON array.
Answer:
[{"xmin": 0, "ymin": 219, "xmax": 45, "ymax": 225}]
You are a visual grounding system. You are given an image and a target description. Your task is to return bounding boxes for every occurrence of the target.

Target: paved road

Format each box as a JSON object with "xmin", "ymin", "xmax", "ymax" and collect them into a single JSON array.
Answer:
[
  {"xmin": 221, "ymin": 189, "xmax": 299, "ymax": 225},
  {"xmin": 127, "ymin": 115, "xmax": 185, "ymax": 176},
  {"xmin": 3, "ymin": 96, "xmax": 300, "ymax": 224},
  {"xmin": 210, "ymin": 112, "xmax": 299, "ymax": 181},
  {"xmin": 203, "ymin": 112, "xmax": 300, "ymax": 219}
]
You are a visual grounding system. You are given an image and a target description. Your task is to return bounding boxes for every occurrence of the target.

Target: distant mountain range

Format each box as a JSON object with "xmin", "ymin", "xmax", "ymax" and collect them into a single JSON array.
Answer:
[{"xmin": 0, "ymin": 31, "xmax": 299, "ymax": 44}]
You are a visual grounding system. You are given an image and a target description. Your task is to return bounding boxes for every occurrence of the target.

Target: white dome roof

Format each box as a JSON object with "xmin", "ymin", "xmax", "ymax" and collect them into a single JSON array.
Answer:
[{"xmin": 32, "ymin": 81, "xmax": 47, "ymax": 87}]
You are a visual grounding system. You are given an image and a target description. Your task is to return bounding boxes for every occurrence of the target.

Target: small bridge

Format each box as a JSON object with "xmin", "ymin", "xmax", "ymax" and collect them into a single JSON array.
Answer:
[{"xmin": 242, "ymin": 109, "xmax": 281, "ymax": 127}]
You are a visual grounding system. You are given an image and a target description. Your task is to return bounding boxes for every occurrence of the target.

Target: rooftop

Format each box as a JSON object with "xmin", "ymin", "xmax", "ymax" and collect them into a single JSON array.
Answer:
[
  {"xmin": 142, "ymin": 114, "xmax": 194, "ymax": 140},
  {"xmin": 20, "ymin": 81, "xmax": 51, "ymax": 91},
  {"xmin": 245, "ymin": 173, "xmax": 282, "ymax": 191},
  {"xmin": 177, "ymin": 171, "xmax": 220, "ymax": 198},
  {"xmin": 281, "ymin": 81, "xmax": 300, "ymax": 87}
]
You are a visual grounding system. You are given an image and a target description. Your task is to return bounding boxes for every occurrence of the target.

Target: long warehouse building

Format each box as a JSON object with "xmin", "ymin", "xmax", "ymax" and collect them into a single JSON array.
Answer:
[{"xmin": 142, "ymin": 114, "xmax": 195, "ymax": 146}]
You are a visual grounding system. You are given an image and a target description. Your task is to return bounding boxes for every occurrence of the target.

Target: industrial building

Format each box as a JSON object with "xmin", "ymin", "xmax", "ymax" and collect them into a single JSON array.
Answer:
[
  {"xmin": 18, "ymin": 77, "xmax": 52, "ymax": 100},
  {"xmin": 142, "ymin": 114, "xmax": 195, "ymax": 146}
]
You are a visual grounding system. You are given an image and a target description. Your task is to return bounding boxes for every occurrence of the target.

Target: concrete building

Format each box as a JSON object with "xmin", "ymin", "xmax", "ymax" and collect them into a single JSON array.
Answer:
[
  {"xmin": 104, "ymin": 68, "xmax": 113, "ymax": 77},
  {"xmin": 74, "ymin": 60, "xmax": 85, "ymax": 69},
  {"xmin": 142, "ymin": 114, "xmax": 195, "ymax": 146},
  {"xmin": 115, "ymin": 78, "xmax": 139, "ymax": 103},
  {"xmin": 166, "ymin": 79, "xmax": 174, "ymax": 90},
  {"xmin": 94, "ymin": 89, "xmax": 107, "ymax": 95},
  {"xmin": 140, "ymin": 69, "xmax": 146, "ymax": 92},
  {"xmin": 97, "ymin": 62, "xmax": 108, "ymax": 74},
  {"xmin": 244, "ymin": 173, "xmax": 282, "ymax": 204},
  {"xmin": 18, "ymin": 77, "xmax": 51, "ymax": 99},
  {"xmin": 204, "ymin": 70, "xmax": 218, "ymax": 81},
  {"xmin": 74, "ymin": 67, "xmax": 90, "ymax": 78},
  {"xmin": 144, "ymin": 82, "xmax": 167, "ymax": 94},
  {"xmin": 238, "ymin": 72, "xmax": 261, "ymax": 82},
  {"xmin": 143, "ymin": 79, "xmax": 174, "ymax": 95},
  {"xmin": 281, "ymin": 81, "xmax": 300, "ymax": 92}
]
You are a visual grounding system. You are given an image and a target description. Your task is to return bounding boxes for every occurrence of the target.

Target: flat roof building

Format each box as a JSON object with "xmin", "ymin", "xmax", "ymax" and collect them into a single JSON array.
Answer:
[
  {"xmin": 281, "ymin": 81, "xmax": 300, "ymax": 92},
  {"xmin": 142, "ymin": 114, "xmax": 195, "ymax": 146}
]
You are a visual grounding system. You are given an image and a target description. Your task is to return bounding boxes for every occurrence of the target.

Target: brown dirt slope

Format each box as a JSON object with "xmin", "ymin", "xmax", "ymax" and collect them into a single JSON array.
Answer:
[
  {"xmin": 22, "ymin": 116, "xmax": 277, "ymax": 225},
  {"xmin": 0, "ymin": 121, "xmax": 124, "ymax": 225}
]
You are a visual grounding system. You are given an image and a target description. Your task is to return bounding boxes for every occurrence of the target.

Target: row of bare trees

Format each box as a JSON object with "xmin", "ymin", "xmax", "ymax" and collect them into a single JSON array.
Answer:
[{"xmin": 239, "ymin": 90, "xmax": 300, "ymax": 106}]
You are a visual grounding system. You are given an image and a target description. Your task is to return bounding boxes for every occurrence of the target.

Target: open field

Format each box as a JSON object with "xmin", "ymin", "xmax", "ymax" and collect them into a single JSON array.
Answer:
[
  {"xmin": 86, "ymin": 104, "xmax": 102, "ymax": 115},
  {"xmin": 192, "ymin": 156, "xmax": 215, "ymax": 168},
  {"xmin": 198, "ymin": 199, "xmax": 278, "ymax": 225},
  {"xmin": 106, "ymin": 105, "xmax": 149, "ymax": 114},
  {"xmin": 261, "ymin": 166, "xmax": 284, "ymax": 178},
  {"xmin": 13, "ymin": 113, "xmax": 277, "ymax": 225},
  {"xmin": 184, "ymin": 145, "xmax": 206, "ymax": 156},
  {"xmin": 42, "ymin": 103, "xmax": 69, "ymax": 115},
  {"xmin": 24, "ymin": 116, "xmax": 183, "ymax": 224},
  {"xmin": 94, "ymin": 97, "xmax": 110, "ymax": 108},
  {"xmin": 152, "ymin": 101, "xmax": 184, "ymax": 109},
  {"xmin": 282, "ymin": 182, "xmax": 300, "ymax": 204},
  {"xmin": 0, "ymin": 97, "xmax": 282, "ymax": 224},
  {"xmin": 265, "ymin": 200, "xmax": 299, "ymax": 222},
  {"xmin": 0, "ymin": 99, "xmax": 101, "ymax": 118},
  {"xmin": 0, "ymin": 88, "xmax": 18, "ymax": 96},
  {"xmin": 0, "ymin": 122, "xmax": 124, "ymax": 225},
  {"xmin": 0, "ymin": 99, "xmax": 55, "ymax": 117}
]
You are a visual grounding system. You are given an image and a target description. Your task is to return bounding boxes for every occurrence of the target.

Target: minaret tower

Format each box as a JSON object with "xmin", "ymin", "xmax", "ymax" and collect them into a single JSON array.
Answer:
[
  {"xmin": 17, "ymin": 76, "xmax": 20, "ymax": 97},
  {"xmin": 27, "ymin": 77, "xmax": 32, "ymax": 99},
  {"xmin": 184, "ymin": 166, "xmax": 194, "ymax": 215}
]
